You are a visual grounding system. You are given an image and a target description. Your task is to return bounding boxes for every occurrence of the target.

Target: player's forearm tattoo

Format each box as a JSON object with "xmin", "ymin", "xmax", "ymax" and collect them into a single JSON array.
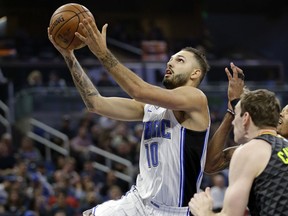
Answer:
[
  {"xmin": 65, "ymin": 56, "xmax": 99, "ymax": 109},
  {"xmin": 99, "ymin": 50, "xmax": 119, "ymax": 70}
]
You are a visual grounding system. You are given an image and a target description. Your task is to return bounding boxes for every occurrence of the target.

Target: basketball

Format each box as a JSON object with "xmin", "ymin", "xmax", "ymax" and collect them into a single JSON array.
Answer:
[{"xmin": 49, "ymin": 3, "xmax": 94, "ymax": 50}]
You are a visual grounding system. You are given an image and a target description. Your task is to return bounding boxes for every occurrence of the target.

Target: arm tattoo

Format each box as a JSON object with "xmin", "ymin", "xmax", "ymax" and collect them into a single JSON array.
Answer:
[
  {"xmin": 64, "ymin": 56, "xmax": 99, "ymax": 109},
  {"xmin": 99, "ymin": 50, "xmax": 119, "ymax": 70}
]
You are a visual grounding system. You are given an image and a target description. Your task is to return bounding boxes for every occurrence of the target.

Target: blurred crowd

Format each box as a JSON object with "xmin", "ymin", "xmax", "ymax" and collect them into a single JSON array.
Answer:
[{"xmin": 0, "ymin": 111, "xmax": 140, "ymax": 216}]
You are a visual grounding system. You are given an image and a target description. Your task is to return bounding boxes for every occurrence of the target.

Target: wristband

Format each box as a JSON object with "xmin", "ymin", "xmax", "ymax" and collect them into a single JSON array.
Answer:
[
  {"xmin": 230, "ymin": 98, "xmax": 240, "ymax": 111},
  {"xmin": 227, "ymin": 108, "xmax": 235, "ymax": 116}
]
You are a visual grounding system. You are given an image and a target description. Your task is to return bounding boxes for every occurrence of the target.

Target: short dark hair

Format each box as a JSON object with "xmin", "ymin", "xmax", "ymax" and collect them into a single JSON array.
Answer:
[
  {"xmin": 181, "ymin": 47, "xmax": 210, "ymax": 84},
  {"xmin": 240, "ymin": 89, "xmax": 281, "ymax": 128}
]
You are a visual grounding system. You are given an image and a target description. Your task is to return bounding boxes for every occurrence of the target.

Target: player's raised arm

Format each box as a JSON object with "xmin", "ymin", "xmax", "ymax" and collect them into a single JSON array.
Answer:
[
  {"xmin": 205, "ymin": 62, "xmax": 244, "ymax": 174},
  {"xmin": 75, "ymin": 18, "xmax": 209, "ymax": 114},
  {"xmin": 47, "ymin": 28, "xmax": 144, "ymax": 121}
]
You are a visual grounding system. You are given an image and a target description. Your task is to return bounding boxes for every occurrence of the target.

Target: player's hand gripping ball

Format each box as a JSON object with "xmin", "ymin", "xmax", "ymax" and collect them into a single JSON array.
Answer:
[{"xmin": 49, "ymin": 3, "xmax": 94, "ymax": 50}]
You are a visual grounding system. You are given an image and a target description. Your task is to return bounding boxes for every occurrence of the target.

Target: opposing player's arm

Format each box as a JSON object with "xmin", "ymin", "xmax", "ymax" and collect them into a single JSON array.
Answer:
[
  {"xmin": 190, "ymin": 145, "xmax": 256, "ymax": 216},
  {"xmin": 220, "ymin": 142, "xmax": 264, "ymax": 216},
  {"xmin": 204, "ymin": 112, "xmax": 235, "ymax": 174},
  {"xmin": 205, "ymin": 63, "xmax": 244, "ymax": 174}
]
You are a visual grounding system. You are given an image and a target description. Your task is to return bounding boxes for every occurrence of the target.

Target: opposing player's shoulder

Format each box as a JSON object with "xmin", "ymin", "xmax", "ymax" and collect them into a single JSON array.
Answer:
[
  {"xmin": 243, "ymin": 139, "xmax": 271, "ymax": 150},
  {"xmin": 232, "ymin": 139, "xmax": 271, "ymax": 164}
]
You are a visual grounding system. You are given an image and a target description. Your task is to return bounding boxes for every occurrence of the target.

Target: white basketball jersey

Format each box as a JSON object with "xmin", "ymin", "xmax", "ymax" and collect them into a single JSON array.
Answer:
[{"xmin": 136, "ymin": 104, "xmax": 210, "ymax": 207}]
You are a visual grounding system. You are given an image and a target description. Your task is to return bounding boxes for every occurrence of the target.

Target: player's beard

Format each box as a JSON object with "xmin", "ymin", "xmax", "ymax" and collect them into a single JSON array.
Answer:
[{"xmin": 162, "ymin": 73, "xmax": 189, "ymax": 89}]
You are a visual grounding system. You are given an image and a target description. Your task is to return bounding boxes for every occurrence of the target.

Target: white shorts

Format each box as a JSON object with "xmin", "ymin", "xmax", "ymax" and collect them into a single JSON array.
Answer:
[{"xmin": 83, "ymin": 186, "xmax": 190, "ymax": 216}]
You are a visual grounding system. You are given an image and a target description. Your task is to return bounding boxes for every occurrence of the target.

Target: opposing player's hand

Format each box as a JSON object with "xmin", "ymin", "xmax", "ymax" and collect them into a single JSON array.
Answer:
[
  {"xmin": 47, "ymin": 27, "xmax": 74, "ymax": 55},
  {"xmin": 189, "ymin": 187, "xmax": 214, "ymax": 216},
  {"xmin": 76, "ymin": 17, "xmax": 108, "ymax": 59},
  {"xmin": 225, "ymin": 62, "xmax": 245, "ymax": 105}
]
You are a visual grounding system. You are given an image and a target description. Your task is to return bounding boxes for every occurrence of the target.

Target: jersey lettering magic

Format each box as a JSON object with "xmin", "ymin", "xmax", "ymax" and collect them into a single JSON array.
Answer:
[
  {"xmin": 248, "ymin": 134, "xmax": 288, "ymax": 216},
  {"xmin": 135, "ymin": 104, "xmax": 210, "ymax": 207}
]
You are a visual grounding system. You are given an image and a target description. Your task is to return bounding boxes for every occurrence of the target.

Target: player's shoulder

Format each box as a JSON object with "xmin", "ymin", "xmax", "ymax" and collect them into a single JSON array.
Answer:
[
  {"xmin": 180, "ymin": 85, "xmax": 205, "ymax": 92},
  {"xmin": 230, "ymin": 142, "xmax": 265, "ymax": 175},
  {"xmin": 233, "ymin": 139, "xmax": 271, "ymax": 162},
  {"xmin": 175, "ymin": 86, "xmax": 207, "ymax": 100}
]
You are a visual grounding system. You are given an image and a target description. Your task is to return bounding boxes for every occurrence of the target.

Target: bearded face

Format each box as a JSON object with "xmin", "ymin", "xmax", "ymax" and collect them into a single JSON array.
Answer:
[{"xmin": 162, "ymin": 72, "xmax": 191, "ymax": 89}]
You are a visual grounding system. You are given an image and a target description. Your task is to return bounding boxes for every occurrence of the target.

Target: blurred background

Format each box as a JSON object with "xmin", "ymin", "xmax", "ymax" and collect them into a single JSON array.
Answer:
[{"xmin": 0, "ymin": 0, "xmax": 287, "ymax": 215}]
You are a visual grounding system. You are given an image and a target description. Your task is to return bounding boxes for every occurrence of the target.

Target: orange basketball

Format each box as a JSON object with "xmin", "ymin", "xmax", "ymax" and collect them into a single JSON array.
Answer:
[{"xmin": 49, "ymin": 3, "xmax": 94, "ymax": 50}]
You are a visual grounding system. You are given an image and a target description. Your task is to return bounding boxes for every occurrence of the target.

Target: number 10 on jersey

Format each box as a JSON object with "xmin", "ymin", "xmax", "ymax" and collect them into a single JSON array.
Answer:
[{"xmin": 145, "ymin": 142, "xmax": 159, "ymax": 168}]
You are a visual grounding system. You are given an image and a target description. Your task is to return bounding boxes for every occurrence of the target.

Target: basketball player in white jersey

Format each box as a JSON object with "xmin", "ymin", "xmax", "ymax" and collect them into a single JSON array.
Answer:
[{"xmin": 48, "ymin": 16, "xmax": 242, "ymax": 216}]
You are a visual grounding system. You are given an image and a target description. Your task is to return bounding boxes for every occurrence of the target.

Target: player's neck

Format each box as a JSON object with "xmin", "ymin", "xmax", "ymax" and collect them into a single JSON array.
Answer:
[{"xmin": 257, "ymin": 128, "xmax": 277, "ymax": 136}]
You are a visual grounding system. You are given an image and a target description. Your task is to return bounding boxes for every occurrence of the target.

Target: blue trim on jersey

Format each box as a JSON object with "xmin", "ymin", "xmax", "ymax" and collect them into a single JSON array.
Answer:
[
  {"xmin": 92, "ymin": 206, "xmax": 97, "ymax": 215},
  {"xmin": 197, "ymin": 171, "xmax": 203, "ymax": 190},
  {"xmin": 196, "ymin": 127, "xmax": 210, "ymax": 191},
  {"xmin": 186, "ymin": 207, "xmax": 190, "ymax": 215},
  {"xmin": 178, "ymin": 127, "xmax": 185, "ymax": 207}
]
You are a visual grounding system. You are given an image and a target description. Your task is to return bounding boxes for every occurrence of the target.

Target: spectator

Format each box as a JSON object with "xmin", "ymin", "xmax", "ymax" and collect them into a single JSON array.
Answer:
[
  {"xmin": 96, "ymin": 72, "xmax": 115, "ymax": 87},
  {"xmin": 0, "ymin": 133, "xmax": 13, "ymax": 153},
  {"xmin": 107, "ymin": 185, "xmax": 122, "ymax": 200},
  {"xmin": 77, "ymin": 109, "xmax": 96, "ymax": 130},
  {"xmin": 0, "ymin": 138, "xmax": 16, "ymax": 172},
  {"xmin": 26, "ymin": 70, "xmax": 43, "ymax": 88},
  {"xmin": 70, "ymin": 126, "xmax": 93, "ymax": 171},
  {"xmin": 210, "ymin": 172, "xmax": 227, "ymax": 212},
  {"xmin": 52, "ymin": 157, "xmax": 80, "ymax": 190},
  {"xmin": 58, "ymin": 114, "xmax": 76, "ymax": 139},
  {"xmin": 48, "ymin": 188, "xmax": 77, "ymax": 216},
  {"xmin": 47, "ymin": 70, "xmax": 67, "ymax": 88},
  {"xmin": 79, "ymin": 191, "xmax": 102, "ymax": 215},
  {"xmin": 99, "ymin": 171, "xmax": 128, "ymax": 201},
  {"xmin": 17, "ymin": 135, "xmax": 43, "ymax": 164},
  {"xmin": 4, "ymin": 188, "xmax": 27, "ymax": 215},
  {"xmin": 0, "ymin": 177, "xmax": 10, "ymax": 209},
  {"xmin": 80, "ymin": 160, "xmax": 105, "ymax": 186}
]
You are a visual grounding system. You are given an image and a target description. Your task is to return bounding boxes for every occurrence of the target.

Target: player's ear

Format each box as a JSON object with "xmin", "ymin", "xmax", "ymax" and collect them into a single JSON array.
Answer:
[
  {"xmin": 242, "ymin": 112, "xmax": 251, "ymax": 129},
  {"xmin": 190, "ymin": 69, "xmax": 201, "ymax": 79}
]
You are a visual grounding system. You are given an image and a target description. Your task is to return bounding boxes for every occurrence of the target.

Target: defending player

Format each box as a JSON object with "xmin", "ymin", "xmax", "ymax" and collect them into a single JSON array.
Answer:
[{"xmin": 189, "ymin": 89, "xmax": 288, "ymax": 216}]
